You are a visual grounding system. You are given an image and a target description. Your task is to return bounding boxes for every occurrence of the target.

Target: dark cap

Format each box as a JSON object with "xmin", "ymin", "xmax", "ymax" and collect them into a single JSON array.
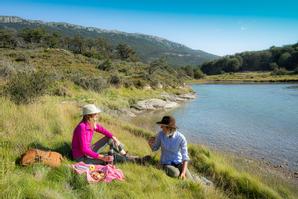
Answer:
[{"xmin": 156, "ymin": 116, "xmax": 177, "ymax": 128}]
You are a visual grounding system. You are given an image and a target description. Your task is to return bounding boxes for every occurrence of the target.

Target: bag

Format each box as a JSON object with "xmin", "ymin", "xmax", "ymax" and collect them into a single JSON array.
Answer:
[{"xmin": 21, "ymin": 148, "xmax": 63, "ymax": 168}]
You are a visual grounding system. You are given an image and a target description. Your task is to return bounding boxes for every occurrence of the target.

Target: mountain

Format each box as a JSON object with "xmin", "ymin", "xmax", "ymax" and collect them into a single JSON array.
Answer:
[{"xmin": 0, "ymin": 16, "xmax": 219, "ymax": 66}]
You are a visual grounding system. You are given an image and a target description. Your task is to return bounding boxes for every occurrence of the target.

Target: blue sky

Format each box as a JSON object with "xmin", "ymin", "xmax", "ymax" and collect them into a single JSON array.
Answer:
[{"xmin": 1, "ymin": 0, "xmax": 298, "ymax": 56}]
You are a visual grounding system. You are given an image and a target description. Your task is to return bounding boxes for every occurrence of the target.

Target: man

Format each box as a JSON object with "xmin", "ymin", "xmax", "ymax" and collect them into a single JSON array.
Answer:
[{"xmin": 148, "ymin": 116, "xmax": 193, "ymax": 180}]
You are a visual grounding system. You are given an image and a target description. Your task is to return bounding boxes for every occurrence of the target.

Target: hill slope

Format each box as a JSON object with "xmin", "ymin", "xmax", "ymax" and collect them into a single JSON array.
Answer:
[
  {"xmin": 200, "ymin": 43, "xmax": 298, "ymax": 75},
  {"xmin": 0, "ymin": 16, "xmax": 219, "ymax": 66}
]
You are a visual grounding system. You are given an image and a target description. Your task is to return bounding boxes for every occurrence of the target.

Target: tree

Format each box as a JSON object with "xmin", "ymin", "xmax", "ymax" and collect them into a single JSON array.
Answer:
[
  {"xmin": 224, "ymin": 57, "xmax": 241, "ymax": 72},
  {"xmin": 183, "ymin": 65, "xmax": 194, "ymax": 78},
  {"xmin": 97, "ymin": 59, "xmax": 113, "ymax": 71},
  {"xmin": 116, "ymin": 44, "xmax": 138, "ymax": 62},
  {"xmin": 19, "ymin": 28, "xmax": 47, "ymax": 44},
  {"xmin": 44, "ymin": 32, "xmax": 60, "ymax": 48},
  {"xmin": 94, "ymin": 37, "xmax": 112, "ymax": 59},
  {"xmin": 148, "ymin": 57, "xmax": 168, "ymax": 75},
  {"xmin": 0, "ymin": 29, "xmax": 18, "ymax": 48},
  {"xmin": 278, "ymin": 52, "xmax": 291, "ymax": 68},
  {"xmin": 69, "ymin": 35, "xmax": 85, "ymax": 54},
  {"xmin": 193, "ymin": 68, "xmax": 204, "ymax": 79},
  {"xmin": 269, "ymin": 62, "xmax": 279, "ymax": 70}
]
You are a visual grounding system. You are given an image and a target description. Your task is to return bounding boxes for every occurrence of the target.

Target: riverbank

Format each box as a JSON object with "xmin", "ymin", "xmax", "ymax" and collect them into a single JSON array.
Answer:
[
  {"xmin": 188, "ymin": 72, "xmax": 298, "ymax": 83},
  {"xmin": 128, "ymin": 83, "xmax": 298, "ymax": 197},
  {"xmin": 130, "ymin": 109, "xmax": 298, "ymax": 185},
  {"xmin": 1, "ymin": 87, "xmax": 297, "ymax": 198}
]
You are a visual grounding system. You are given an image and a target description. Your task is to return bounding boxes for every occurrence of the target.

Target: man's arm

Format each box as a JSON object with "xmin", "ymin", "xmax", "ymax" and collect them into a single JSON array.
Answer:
[
  {"xmin": 148, "ymin": 132, "xmax": 161, "ymax": 151},
  {"xmin": 180, "ymin": 136, "xmax": 190, "ymax": 179},
  {"xmin": 179, "ymin": 160, "xmax": 188, "ymax": 180}
]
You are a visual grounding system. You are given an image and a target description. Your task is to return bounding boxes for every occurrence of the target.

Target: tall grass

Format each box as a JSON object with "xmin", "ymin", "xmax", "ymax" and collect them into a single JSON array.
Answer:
[
  {"xmin": 0, "ymin": 93, "xmax": 294, "ymax": 199},
  {"xmin": 0, "ymin": 96, "xmax": 221, "ymax": 199},
  {"xmin": 188, "ymin": 145, "xmax": 283, "ymax": 199}
]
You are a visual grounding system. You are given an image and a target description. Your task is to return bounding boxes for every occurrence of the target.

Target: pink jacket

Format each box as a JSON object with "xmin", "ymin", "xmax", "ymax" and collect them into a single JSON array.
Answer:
[{"xmin": 71, "ymin": 120, "xmax": 113, "ymax": 159}]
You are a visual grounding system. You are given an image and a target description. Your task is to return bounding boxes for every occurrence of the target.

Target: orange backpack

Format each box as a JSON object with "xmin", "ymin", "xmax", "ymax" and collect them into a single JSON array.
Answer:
[{"xmin": 21, "ymin": 149, "xmax": 63, "ymax": 168}]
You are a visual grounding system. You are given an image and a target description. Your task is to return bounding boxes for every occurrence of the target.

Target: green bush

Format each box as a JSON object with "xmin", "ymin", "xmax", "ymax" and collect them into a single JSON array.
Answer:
[
  {"xmin": 15, "ymin": 54, "xmax": 28, "ymax": 62},
  {"xmin": 5, "ymin": 71, "xmax": 51, "ymax": 104},
  {"xmin": 133, "ymin": 79, "xmax": 146, "ymax": 88},
  {"xmin": 97, "ymin": 59, "xmax": 113, "ymax": 71},
  {"xmin": 72, "ymin": 75, "xmax": 109, "ymax": 92},
  {"xmin": 293, "ymin": 67, "xmax": 298, "ymax": 74},
  {"xmin": 193, "ymin": 68, "xmax": 205, "ymax": 79},
  {"xmin": 0, "ymin": 60, "xmax": 16, "ymax": 79},
  {"xmin": 109, "ymin": 74, "xmax": 121, "ymax": 86},
  {"xmin": 122, "ymin": 79, "xmax": 134, "ymax": 88},
  {"xmin": 271, "ymin": 68, "xmax": 290, "ymax": 76}
]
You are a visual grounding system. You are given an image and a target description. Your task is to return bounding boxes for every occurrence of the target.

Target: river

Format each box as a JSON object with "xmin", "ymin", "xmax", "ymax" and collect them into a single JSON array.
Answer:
[{"xmin": 133, "ymin": 83, "xmax": 298, "ymax": 171}]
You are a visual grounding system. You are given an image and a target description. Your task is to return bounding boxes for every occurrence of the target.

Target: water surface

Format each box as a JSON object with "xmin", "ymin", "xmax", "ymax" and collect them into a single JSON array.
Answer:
[{"xmin": 172, "ymin": 84, "xmax": 298, "ymax": 170}]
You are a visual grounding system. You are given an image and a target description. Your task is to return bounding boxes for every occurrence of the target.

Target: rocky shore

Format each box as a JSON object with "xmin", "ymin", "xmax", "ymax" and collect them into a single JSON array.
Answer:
[
  {"xmin": 129, "ymin": 92, "xmax": 196, "ymax": 116},
  {"xmin": 105, "ymin": 92, "xmax": 196, "ymax": 117}
]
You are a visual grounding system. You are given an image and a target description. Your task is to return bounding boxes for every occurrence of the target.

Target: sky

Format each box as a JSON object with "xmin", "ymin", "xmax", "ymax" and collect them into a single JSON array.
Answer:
[{"xmin": 1, "ymin": 0, "xmax": 298, "ymax": 56}]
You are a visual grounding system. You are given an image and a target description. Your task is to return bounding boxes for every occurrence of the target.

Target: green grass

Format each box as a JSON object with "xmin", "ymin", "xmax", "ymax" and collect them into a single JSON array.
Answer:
[
  {"xmin": 0, "ymin": 48, "xmax": 296, "ymax": 199},
  {"xmin": 0, "ymin": 93, "xmax": 296, "ymax": 199},
  {"xmin": 0, "ymin": 95, "xmax": 222, "ymax": 199},
  {"xmin": 189, "ymin": 72, "xmax": 298, "ymax": 83}
]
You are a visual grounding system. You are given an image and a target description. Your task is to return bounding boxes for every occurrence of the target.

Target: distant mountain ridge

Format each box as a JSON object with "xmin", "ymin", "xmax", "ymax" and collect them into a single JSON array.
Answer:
[{"xmin": 0, "ymin": 16, "xmax": 219, "ymax": 66}]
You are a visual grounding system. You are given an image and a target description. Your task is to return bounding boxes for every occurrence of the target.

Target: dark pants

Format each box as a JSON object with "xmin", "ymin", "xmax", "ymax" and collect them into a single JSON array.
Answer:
[
  {"xmin": 163, "ymin": 163, "xmax": 193, "ymax": 181},
  {"xmin": 74, "ymin": 137, "xmax": 127, "ymax": 165}
]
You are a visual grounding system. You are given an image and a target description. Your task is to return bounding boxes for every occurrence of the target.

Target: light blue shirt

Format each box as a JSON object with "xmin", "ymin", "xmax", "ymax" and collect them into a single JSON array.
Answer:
[{"xmin": 151, "ymin": 130, "xmax": 190, "ymax": 165}]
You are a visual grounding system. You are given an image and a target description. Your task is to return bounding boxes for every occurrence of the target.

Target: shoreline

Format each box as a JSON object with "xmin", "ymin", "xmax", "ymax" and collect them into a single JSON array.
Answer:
[
  {"xmin": 188, "ymin": 71, "xmax": 298, "ymax": 84},
  {"xmin": 190, "ymin": 80, "xmax": 298, "ymax": 84},
  {"xmin": 127, "ymin": 90, "xmax": 298, "ymax": 185},
  {"xmin": 204, "ymin": 143, "xmax": 298, "ymax": 185}
]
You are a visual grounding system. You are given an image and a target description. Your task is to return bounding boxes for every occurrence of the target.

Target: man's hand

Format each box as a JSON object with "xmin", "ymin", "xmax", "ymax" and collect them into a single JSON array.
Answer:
[
  {"xmin": 179, "ymin": 160, "xmax": 188, "ymax": 180},
  {"xmin": 99, "ymin": 155, "xmax": 114, "ymax": 163},
  {"xmin": 148, "ymin": 137, "xmax": 155, "ymax": 148},
  {"xmin": 179, "ymin": 172, "xmax": 186, "ymax": 180}
]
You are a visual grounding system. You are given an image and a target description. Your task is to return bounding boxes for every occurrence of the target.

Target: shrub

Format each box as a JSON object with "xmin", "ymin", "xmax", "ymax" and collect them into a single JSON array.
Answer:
[
  {"xmin": 293, "ymin": 67, "xmax": 298, "ymax": 74},
  {"xmin": 193, "ymin": 68, "xmax": 205, "ymax": 79},
  {"xmin": 109, "ymin": 74, "xmax": 121, "ymax": 86},
  {"xmin": 0, "ymin": 60, "xmax": 16, "ymax": 79},
  {"xmin": 97, "ymin": 59, "xmax": 113, "ymax": 71},
  {"xmin": 5, "ymin": 71, "xmax": 51, "ymax": 104},
  {"xmin": 15, "ymin": 54, "xmax": 28, "ymax": 62},
  {"xmin": 72, "ymin": 75, "xmax": 108, "ymax": 92},
  {"xmin": 122, "ymin": 79, "xmax": 134, "ymax": 88},
  {"xmin": 133, "ymin": 79, "xmax": 146, "ymax": 88},
  {"xmin": 271, "ymin": 68, "xmax": 289, "ymax": 76},
  {"xmin": 52, "ymin": 85, "xmax": 71, "ymax": 97},
  {"xmin": 150, "ymin": 79, "xmax": 160, "ymax": 89}
]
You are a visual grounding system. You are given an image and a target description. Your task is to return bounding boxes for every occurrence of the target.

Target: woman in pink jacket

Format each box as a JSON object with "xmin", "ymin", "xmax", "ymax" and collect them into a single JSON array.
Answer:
[{"xmin": 72, "ymin": 104, "xmax": 129, "ymax": 164}]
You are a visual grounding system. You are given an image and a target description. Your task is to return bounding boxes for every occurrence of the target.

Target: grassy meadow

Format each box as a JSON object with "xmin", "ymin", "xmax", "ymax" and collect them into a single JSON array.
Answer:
[
  {"xmin": 0, "ymin": 90, "xmax": 297, "ymax": 199},
  {"xmin": 0, "ymin": 47, "xmax": 297, "ymax": 199}
]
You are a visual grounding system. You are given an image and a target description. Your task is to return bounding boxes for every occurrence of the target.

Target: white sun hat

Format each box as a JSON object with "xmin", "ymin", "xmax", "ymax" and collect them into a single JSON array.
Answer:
[{"xmin": 82, "ymin": 104, "xmax": 102, "ymax": 116}]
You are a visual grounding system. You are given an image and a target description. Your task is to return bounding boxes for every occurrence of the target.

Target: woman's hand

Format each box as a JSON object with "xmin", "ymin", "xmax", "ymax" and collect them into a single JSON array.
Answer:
[
  {"xmin": 98, "ymin": 155, "xmax": 114, "ymax": 162},
  {"xmin": 112, "ymin": 136, "xmax": 121, "ymax": 147}
]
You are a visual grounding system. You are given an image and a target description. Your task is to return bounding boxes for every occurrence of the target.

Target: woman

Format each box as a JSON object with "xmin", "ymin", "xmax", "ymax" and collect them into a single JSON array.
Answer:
[
  {"xmin": 148, "ymin": 116, "xmax": 193, "ymax": 180},
  {"xmin": 72, "ymin": 104, "xmax": 130, "ymax": 165}
]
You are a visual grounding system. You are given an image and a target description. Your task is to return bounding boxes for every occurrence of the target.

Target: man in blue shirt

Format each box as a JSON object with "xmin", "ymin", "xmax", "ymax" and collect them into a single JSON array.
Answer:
[{"xmin": 148, "ymin": 116, "xmax": 193, "ymax": 180}]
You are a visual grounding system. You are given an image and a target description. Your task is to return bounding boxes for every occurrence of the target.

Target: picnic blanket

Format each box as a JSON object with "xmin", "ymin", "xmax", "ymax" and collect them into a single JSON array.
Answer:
[{"xmin": 71, "ymin": 162, "xmax": 125, "ymax": 183}]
